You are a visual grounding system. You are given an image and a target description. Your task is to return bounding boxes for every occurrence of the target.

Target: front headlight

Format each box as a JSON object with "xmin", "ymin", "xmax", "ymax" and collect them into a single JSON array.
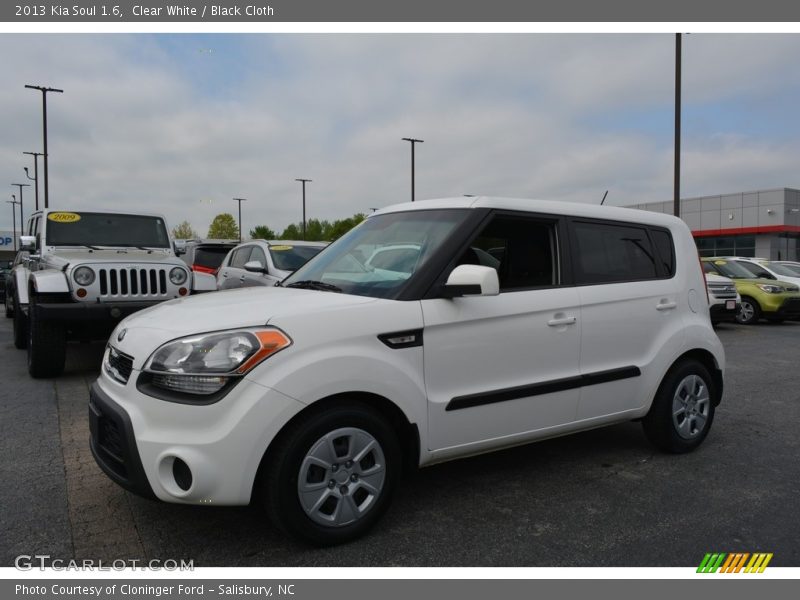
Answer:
[
  {"xmin": 143, "ymin": 328, "xmax": 292, "ymax": 395},
  {"xmin": 169, "ymin": 267, "xmax": 188, "ymax": 285},
  {"xmin": 73, "ymin": 266, "xmax": 95, "ymax": 286},
  {"xmin": 757, "ymin": 284, "xmax": 784, "ymax": 294}
]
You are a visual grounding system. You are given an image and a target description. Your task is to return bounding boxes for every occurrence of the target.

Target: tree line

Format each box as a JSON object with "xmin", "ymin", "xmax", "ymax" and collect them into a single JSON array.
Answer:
[{"xmin": 171, "ymin": 212, "xmax": 367, "ymax": 243}]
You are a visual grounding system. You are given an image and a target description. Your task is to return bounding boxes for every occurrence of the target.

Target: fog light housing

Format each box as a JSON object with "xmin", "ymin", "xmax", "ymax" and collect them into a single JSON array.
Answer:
[{"xmin": 172, "ymin": 457, "xmax": 193, "ymax": 491}]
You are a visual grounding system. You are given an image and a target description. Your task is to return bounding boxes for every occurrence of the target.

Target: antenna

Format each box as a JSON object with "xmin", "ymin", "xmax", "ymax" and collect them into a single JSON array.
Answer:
[{"xmin": 600, "ymin": 190, "xmax": 609, "ymax": 205}]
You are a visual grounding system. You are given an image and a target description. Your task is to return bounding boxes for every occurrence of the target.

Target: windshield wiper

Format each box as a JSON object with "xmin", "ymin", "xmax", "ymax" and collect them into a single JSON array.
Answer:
[{"xmin": 286, "ymin": 280, "xmax": 342, "ymax": 293}]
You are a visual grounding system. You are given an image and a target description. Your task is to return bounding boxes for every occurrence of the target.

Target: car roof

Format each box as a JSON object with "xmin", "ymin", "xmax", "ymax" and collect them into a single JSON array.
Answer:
[{"xmin": 374, "ymin": 196, "xmax": 684, "ymax": 229}]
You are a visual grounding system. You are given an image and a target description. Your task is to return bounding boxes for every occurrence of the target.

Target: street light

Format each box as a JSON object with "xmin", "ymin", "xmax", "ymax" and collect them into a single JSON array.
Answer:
[
  {"xmin": 233, "ymin": 198, "xmax": 246, "ymax": 243},
  {"xmin": 11, "ymin": 183, "xmax": 30, "ymax": 235},
  {"xmin": 674, "ymin": 33, "xmax": 682, "ymax": 218},
  {"xmin": 23, "ymin": 151, "xmax": 43, "ymax": 211},
  {"xmin": 401, "ymin": 137, "xmax": 424, "ymax": 202},
  {"xmin": 295, "ymin": 179, "xmax": 311, "ymax": 240},
  {"xmin": 25, "ymin": 84, "xmax": 64, "ymax": 209},
  {"xmin": 7, "ymin": 197, "xmax": 20, "ymax": 251}
]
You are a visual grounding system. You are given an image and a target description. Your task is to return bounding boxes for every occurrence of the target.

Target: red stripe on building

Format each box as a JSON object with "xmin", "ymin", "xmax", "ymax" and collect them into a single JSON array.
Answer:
[{"xmin": 692, "ymin": 225, "xmax": 800, "ymax": 238}]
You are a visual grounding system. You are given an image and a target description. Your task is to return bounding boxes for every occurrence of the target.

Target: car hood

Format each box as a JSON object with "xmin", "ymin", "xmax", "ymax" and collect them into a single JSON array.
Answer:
[
  {"xmin": 111, "ymin": 287, "xmax": 379, "ymax": 363},
  {"xmin": 733, "ymin": 277, "xmax": 799, "ymax": 290},
  {"xmin": 43, "ymin": 249, "xmax": 182, "ymax": 267}
]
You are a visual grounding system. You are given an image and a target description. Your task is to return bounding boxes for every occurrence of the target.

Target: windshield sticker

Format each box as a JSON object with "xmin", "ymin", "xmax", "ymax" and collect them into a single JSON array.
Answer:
[
  {"xmin": 47, "ymin": 212, "xmax": 81, "ymax": 223},
  {"xmin": 270, "ymin": 245, "xmax": 293, "ymax": 251},
  {"xmin": 714, "ymin": 260, "xmax": 727, "ymax": 265}
]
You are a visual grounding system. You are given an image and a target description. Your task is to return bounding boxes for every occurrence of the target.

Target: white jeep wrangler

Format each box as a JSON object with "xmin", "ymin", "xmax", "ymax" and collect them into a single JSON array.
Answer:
[{"xmin": 9, "ymin": 210, "xmax": 215, "ymax": 378}]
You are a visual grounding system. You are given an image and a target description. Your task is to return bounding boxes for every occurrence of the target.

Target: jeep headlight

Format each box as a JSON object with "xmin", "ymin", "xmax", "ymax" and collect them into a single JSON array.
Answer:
[
  {"xmin": 169, "ymin": 267, "xmax": 188, "ymax": 285},
  {"xmin": 73, "ymin": 266, "xmax": 95, "ymax": 286},
  {"xmin": 143, "ymin": 328, "xmax": 291, "ymax": 395},
  {"xmin": 758, "ymin": 284, "xmax": 784, "ymax": 294}
]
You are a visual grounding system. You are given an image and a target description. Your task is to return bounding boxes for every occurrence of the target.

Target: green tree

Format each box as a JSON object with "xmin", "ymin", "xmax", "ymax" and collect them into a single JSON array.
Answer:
[
  {"xmin": 250, "ymin": 225, "xmax": 277, "ymax": 240},
  {"xmin": 207, "ymin": 213, "xmax": 239, "ymax": 239},
  {"xmin": 280, "ymin": 223, "xmax": 303, "ymax": 240},
  {"xmin": 171, "ymin": 220, "xmax": 198, "ymax": 239}
]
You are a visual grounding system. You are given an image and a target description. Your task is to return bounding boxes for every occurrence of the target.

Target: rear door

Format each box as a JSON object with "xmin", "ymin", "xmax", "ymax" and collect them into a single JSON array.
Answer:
[{"xmin": 218, "ymin": 246, "xmax": 253, "ymax": 290}]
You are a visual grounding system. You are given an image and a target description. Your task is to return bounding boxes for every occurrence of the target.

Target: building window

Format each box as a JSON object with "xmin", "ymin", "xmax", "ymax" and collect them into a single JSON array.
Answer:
[{"xmin": 695, "ymin": 235, "xmax": 755, "ymax": 257}]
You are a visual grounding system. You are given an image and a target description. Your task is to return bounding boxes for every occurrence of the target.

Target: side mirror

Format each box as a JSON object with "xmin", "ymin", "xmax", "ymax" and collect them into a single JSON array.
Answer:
[
  {"xmin": 191, "ymin": 272, "xmax": 217, "ymax": 293},
  {"xmin": 244, "ymin": 260, "xmax": 267, "ymax": 274},
  {"xmin": 173, "ymin": 240, "xmax": 187, "ymax": 256},
  {"xmin": 441, "ymin": 265, "xmax": 499, "ymax": 298},
  {"xmin": 20, "ymin": 235, "xmax": 36, "ymax": 251}
]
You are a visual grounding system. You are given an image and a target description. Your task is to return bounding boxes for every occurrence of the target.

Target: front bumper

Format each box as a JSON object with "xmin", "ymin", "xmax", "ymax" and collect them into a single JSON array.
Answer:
[
  {"xmin": 774, "ymin": 297, "xmax": 800, "ymax": 318},
  {"xmin": 37, "ymin": 300, "xmax": 160, "ymax": 323},
  {"xmin": 89, "ymin": 371, "xmax": 305, "ymax": 506},
  {"xmin": 709, "ymin": 300, "xmax": 739, "ymax": 322}
]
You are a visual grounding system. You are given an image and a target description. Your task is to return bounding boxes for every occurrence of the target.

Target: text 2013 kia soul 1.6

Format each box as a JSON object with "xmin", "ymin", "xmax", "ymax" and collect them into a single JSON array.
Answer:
[{"xmin": 90, "ymin": 198, "xmax": 724, "ymax": 545}]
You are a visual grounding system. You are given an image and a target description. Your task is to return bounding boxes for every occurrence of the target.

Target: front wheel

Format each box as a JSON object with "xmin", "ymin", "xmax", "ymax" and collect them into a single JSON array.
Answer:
[
  {"xmin": 263, "ymin": 403, "xmax": 400, "ymax": 546},
  {"xmin": 735, "ymin": 296, "xmax": 760, "ymax": 325},
  {"xmin": 27, "ymin": 304, "xmax": 67, "ymax": 378},
  {"xmin": 642, "ymin": 360, "xmax": 716, "ymax": 453}
]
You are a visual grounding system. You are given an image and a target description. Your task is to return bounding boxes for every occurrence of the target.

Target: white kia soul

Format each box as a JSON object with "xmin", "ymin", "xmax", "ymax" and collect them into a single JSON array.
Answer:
[{"xmin": 90, "ymin": 197, "xmax": 725, "ymax": 545}]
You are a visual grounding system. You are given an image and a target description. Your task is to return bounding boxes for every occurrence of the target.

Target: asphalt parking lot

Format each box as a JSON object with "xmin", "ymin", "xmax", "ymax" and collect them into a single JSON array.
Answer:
[{"xmin": 1, "ymin": 315, "xmax": 798, "ymax": 567}]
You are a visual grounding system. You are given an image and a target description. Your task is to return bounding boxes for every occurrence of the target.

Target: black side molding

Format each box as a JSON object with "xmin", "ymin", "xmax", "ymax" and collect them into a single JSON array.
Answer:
[{"xmin": 446, "ymin": 366, "xmax": 641, "ymax": 411}]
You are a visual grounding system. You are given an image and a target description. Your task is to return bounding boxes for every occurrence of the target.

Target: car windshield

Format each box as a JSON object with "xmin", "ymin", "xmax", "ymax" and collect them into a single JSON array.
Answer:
[
  {"xmin": 283, "ymin": 209, "xmax": 470, "ymax": 299},
  {"xmin": 707, "ymin": 260, "xmax": 758, "ymax": 279},
  {"xmin": 270, "ymin": 244, "xmax": 325, "ymax": 272},
  {"xmin": 776, "ymin": 263, "xmax": 800, "ymax": 275},
  {"xmin": 763, "ymin": 262, "xmax": 799, "ymax": 277},
  {"xmin": 45, "ymin": 212, "xmax": 171, "ymax": 248}
]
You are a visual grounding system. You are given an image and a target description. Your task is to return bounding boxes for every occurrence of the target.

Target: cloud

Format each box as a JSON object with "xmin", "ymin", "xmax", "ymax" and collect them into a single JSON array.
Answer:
[{"xmin": 2, "ymin": 33, "xmax": 800, "ymax": 237}]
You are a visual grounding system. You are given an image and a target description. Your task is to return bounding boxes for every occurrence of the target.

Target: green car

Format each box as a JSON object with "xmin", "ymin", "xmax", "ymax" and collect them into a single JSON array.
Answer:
[{"xmin": 702, "ymin": 258, "xmax": 800, "ymax": 324}]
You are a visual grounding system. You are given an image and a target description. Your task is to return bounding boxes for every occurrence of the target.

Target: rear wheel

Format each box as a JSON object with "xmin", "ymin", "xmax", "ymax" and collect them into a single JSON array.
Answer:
[
  {"xmin": 27, "ymin": 302, "xmax": 66, "ymax": 378},
  {"xmin": 263, "ymin": 403, "xmax": 400, "ymax": 546},
  {"xmin": 643, "ymin": 360, "xmax": 716, "ymax": 454},
  {"xmin": 735, "ymin": 296, "xmax": 760, "ymax": 325}
]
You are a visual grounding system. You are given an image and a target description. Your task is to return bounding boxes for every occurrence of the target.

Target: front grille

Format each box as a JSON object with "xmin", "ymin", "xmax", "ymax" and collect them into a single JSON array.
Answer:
[
  {"xmin": 105, "ymin": 346, "xmax": 134, "ymax": 384},
  {"xmin": 98, "ymin": 267, "xmax": 168, "ymax": 297},
  {"xmin": 708, "ymin": 284, "xmax": 737, "ymax": 299}
]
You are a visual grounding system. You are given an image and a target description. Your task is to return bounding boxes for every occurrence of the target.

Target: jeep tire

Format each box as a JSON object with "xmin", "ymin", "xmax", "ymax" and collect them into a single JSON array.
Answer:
[{"xmin": 27, "ymin": 302, "xmax": 67, "ymax": 378}]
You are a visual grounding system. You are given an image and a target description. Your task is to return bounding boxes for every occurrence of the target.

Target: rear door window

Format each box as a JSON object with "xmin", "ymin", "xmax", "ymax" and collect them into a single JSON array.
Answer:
[{"xmin": 571, "ymin": 221, "xmax": 658, "ymax": 284}]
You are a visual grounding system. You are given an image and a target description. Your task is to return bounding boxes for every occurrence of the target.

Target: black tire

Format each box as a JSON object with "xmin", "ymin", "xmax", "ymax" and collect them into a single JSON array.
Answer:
[
  {"xmin": 5, "ymin": 292, "xmax": 13, "ymax": 318},
  {"xmin": 263, "ymin": 403, "xmax": 401, "ymax": 546},
  {"xmin": 27, "ymin": 302, "xmax": 66, "ymax": 378},
  {"xmin": 735, "ymin": 296, "xmax": 760, "ymax": 325},
  {"xmin": 13, "ymin": 294, "xmax": 28, "ymax": 349},
  {"xmin": 643, "ymin": 360, "xmax": 716, "ymax": 454}
]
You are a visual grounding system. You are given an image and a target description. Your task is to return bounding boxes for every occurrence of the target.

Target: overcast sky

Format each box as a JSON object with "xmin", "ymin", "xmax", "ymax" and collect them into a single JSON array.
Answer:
[{"xmin": 2, "ymin": 33, "xmax": 800, "ymax": 236}]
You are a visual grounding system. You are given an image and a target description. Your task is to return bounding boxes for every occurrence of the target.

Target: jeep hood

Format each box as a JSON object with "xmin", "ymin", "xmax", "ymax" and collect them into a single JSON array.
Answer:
[{"xmin": 44, "ymin": 248, "xmax": 181, "ymax": 267}]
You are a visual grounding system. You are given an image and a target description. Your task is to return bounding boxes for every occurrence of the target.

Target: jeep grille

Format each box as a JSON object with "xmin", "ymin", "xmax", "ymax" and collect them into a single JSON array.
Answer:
[{"xmin": 99, "ymin": 267, "xmax": 168, "ymax": 297}]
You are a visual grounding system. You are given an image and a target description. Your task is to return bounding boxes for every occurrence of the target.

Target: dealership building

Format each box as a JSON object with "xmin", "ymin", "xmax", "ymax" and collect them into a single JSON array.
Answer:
[
  {"xmin": 628, "ymin": 187, "xmax": 800, "ymax": 261},
  {"xmin": 0, "ymin": 230, "xmax": 18, "ymax": 263}
]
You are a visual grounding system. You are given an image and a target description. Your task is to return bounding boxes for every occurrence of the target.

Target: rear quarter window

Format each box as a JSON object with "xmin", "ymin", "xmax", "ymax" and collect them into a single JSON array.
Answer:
[{"xmin": 571, "ymin": 220, "xmax": 659, "ymax": 284}]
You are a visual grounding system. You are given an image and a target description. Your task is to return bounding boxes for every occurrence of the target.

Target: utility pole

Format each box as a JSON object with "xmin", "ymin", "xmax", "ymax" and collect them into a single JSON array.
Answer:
[
  {"xmin": 401, "ymin": 138, "xmax": 424, "ymax": 202},
  {"xmin": 233, "ymin": 198, "xmax": 247, "ymax": 243},
  {"xmin": 7, "ymin": 198, "xmax": 20, "ymax": 251},
  {"xmin": 295, "ymin": 179, "xmax": 311, "ymax": 240},
  {"xmin": 25, "ymin": 85, "xmax": 64, "ymax": 209},
  {"xmin": 674, "ymin": 34, "xmax": 682, "ymax": 218},
  {"xmin": 11, "ymin": 183, "xmax": 30, "ymax": 235},
  {"xmin": 23, "ymin": 151, "xmax": 43, "ymax": 210}
]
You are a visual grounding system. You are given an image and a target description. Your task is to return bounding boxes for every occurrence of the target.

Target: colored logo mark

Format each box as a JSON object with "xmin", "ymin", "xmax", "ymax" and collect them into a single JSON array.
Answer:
[{"xmin": 697, "ymin": 552, "xmax": 773, "ymax": 573}]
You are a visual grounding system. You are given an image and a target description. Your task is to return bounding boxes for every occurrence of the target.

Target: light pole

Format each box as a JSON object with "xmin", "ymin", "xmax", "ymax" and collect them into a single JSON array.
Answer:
[
  {"xmin": 23, "ymin": 151, "xmax": 43, "ymax": 211},
  {"xmin": 7, "ymin": 198, "xmax": 20, "ymax": 251},
  {"xmin": 674, "ymin": 33, "xmax": 682, "ymax": 218},
  {"xmin": 11, "ymin": 183, "xmax": 30, "ymax": 235},
  {"xmin": 295, "ymin": 179, "xmax": 311, "ymax": 240},
  {"xmin": 25, "ymin": 84, "xmax": 63, "ymax": 209},
  {"xmin": 233, "ymin": 198, "xmax": 246, "ymax": 242},
  {"xmin": 401, "ymin": 137, "xmax": 424, "ymax": 202}
]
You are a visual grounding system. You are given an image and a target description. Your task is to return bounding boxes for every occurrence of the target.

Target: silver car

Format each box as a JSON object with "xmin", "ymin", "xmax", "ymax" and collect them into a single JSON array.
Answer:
[{"xmin": 217, "ymin": 240, "xmax": 328, "ymax": 289}]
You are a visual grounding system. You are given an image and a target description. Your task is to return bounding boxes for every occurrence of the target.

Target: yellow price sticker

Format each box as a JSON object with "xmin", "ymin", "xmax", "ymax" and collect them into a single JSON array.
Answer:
[
  {"xmin": 713, "ymin": 260, "xmax": 727, "ymax": 265},
  {"xmin": 270, "ymin": 245, "xmax": 293, "ymax": 251},
  {"xmin": 47, "ymin": 212, "xmax": 81, "ymax": 223}
]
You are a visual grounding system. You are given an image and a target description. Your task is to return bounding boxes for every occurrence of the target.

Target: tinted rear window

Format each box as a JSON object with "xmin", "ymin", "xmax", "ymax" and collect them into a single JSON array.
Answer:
[
  {"xmin": 270, "ymin": 245, "xmax": 324, "ymax": 272},
  {"xmin": 193, "ymin": 246, "xmax": 234, "ymax": 269}
]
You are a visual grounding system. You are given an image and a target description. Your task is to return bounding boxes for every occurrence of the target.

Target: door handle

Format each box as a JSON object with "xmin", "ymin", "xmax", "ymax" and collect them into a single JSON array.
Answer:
[
  {"xmin": 656, "ymin": 300, "xmax": 677, "ymax": 311},
  {"xmin": 222, "ymin": 272, "xmax": 229, "ymax": 278},
  {"xmin": 547, "ymin": 316, "xmax": 577, "ymax": 327}
]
